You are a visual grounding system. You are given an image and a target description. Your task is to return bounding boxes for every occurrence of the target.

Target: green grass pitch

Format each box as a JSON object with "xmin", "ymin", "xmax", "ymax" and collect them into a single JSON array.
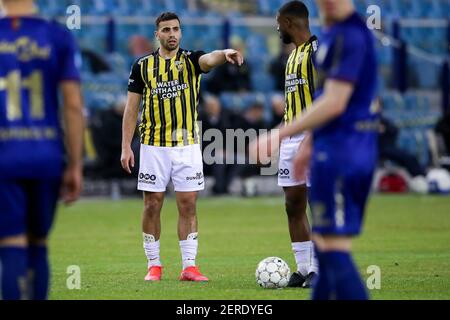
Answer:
[{"xmin": 48, "ymin": 195, "xmax": 450, "ymax": 300}]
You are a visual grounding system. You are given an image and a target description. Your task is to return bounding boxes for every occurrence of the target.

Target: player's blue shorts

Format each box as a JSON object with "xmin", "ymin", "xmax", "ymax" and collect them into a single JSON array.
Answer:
[
  {"xmin": 0, "ymin": 179, "xmax": 61, "ymax": 238},
  {"xmin": 309, "ymin": 134, "xmax": 377, "ymax": 236}
]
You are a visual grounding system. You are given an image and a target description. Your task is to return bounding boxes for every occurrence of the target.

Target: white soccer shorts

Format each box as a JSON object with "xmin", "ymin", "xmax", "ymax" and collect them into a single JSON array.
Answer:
[
  {"xmin": 138, "ymin": 144, "xmax": 204, "ymax": 192},
  {"xmin": 278, "ymin": 134, "xmax": 310, "ymax": 187}
]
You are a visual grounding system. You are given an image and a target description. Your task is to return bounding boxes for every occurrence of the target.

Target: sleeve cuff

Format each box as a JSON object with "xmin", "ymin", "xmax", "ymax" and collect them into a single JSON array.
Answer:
[{"xmin": 128, "ymin": 88, "xmax": 144, "ymax": 94}]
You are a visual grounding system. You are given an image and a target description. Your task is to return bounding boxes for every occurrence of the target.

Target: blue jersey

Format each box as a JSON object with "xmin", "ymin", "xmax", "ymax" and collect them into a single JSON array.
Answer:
[
  {"xmin": 313, "ymin": 12, "xmax": 378, "ymax": 145},
  {"xmin": 309, "ymin": 13, "xmax": 378, "ymax": 236},
  {"xmin": 0, "ymin": 17, "xmax": 80, "ymax": 179}
]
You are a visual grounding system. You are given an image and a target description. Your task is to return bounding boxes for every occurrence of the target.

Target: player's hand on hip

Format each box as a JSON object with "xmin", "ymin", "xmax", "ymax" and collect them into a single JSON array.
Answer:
[
  {"xmin": 223, "ymin": 49, "xmax": 244, "ymax": 66},
  {"xmin": 61, "ymin": 165, "xmax": 82, "ymax": 205},
  {"xmin": 121, "ymin": 146, "xmax": 135, "ymax": 174},
  {"xmin": 293, "ymin": 139, "xmax": 312, "ymax": 181},
  {"xmin": 249, "ymin": 130, "xmax": 280, "ymax": 165}
]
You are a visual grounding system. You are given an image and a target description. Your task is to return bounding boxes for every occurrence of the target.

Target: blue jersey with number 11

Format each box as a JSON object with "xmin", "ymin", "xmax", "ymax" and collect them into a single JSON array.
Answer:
[
  {"xmin": 309, "ymin": 13, "xmax": 378, "ymax": 236},
  {"xmin": 0, "ymin": 17, "xmax": 80, "ymax": 179}
]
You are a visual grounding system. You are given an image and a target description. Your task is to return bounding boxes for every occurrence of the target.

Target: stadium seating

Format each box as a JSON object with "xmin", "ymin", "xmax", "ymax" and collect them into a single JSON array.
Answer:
[
  {"xmin": 35, "ymin": 0, "xmax": 450, "ymax": 17},
  {"xmin": 34, "ymin": 0, "xmax": 448, "ymax": 87},
  {"xmin": 381, "ymin": 91, "xmax": 442, "ymax": 167},
  {"xmin": 32, "ymin": 0, "xmax": 448, "ymax": 169}
]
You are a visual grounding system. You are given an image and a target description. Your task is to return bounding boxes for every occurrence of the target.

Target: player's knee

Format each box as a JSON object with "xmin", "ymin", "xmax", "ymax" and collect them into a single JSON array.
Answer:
[
  {"xmin": 177, "ymin": 196, "xmax": 196, "ymax": 217},
  {"xmin": 284, "ymin": 197, "xmax": 307, "ymax": 218},
  {"xmin": 0, "ymin": 234, "xmax": 27, "ymax": 247},
  {"xmin": 284, "ymin": 186, "xmax": 307, "ymax": 216},
  {"xmin": 143, "ymin": 194, "xmax": 164, "ymax": 217}
]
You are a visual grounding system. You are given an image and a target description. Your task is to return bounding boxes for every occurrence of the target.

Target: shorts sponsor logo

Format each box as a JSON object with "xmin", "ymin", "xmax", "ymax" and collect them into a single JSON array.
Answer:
[
  {"xmin": 139, "ymin": 173, "xmax": 156, "ymax": 184},
  {"xmin": 186, "ymin": 172, "xmax": 203, "ymax": 181},
  {"xmin": 278, "ymin": 168, "xmax": 290, "ymax": 179}
]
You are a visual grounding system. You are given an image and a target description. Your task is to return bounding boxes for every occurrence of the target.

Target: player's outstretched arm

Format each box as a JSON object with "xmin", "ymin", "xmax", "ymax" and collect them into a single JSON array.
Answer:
[
  {"xmin": 249, "ymin": 79, "xmax": 354, "ymax": 160},
  {"xmin": 198, "ymin": 49, "xmax": 244, "ymax": 73},
  {"xmin": 293, "ymin": 131, "xmax": 312, "ymax": 181},
  {"xmin": 279, "ymin": 79, "xmax": 354, "ymax": 138},
  {"xmin": 121, "ymin": 92, "xmax": 141, "ymax": 174},
  {"xmin": 61, "ymin": 81, "xmax": 85, "ymax": 204}
]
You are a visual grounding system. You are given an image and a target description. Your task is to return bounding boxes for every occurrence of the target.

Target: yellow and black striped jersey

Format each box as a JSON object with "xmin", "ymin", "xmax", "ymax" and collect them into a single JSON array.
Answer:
[
  {"xmin": 284, "ymin": 35, "xmax": 318, "ymax": 124},
  {"xmin": 128, "ymin": 49, "xmax": 206, "ymax": 147}
]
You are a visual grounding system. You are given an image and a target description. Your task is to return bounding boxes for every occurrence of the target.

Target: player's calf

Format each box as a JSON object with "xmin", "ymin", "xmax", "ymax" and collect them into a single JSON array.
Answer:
[
  {"xmin": 28, "ymin": 236, "xmax": 50, "ymax": 299},
  {"xmin": 283, "ymin": 186, "xmax": 318, "ymax": 285},
  {"xmin": 0, "ymin": 235, "xmax": 28, "ymax": 300}
]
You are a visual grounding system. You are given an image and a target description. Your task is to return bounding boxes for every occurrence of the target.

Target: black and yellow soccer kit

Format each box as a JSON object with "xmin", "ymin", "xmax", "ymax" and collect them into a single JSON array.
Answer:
[
  {"xmin": 284, "ymin": 36, "xmax": 318, "ymax": 124},
  {"xmin": 128, "ymin": 49, "xmax": 207, "ymax": 147},
  {"xmin": 278, "ymin": 36, "xmax": 318, "ymax": 187}
]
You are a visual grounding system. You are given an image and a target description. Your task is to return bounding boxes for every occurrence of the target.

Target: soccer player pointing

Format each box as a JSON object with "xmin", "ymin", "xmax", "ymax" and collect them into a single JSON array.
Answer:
[
  {"xmin": 251, "ymin": 0, "xmax": 378, "ymax": 299},
  {"xmin": 121, "ymin": 12, "xmax": 243, "ymax": 282}
]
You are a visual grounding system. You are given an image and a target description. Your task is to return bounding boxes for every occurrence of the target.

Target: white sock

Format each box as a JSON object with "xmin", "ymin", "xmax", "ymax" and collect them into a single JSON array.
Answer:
[
  {"xmin": 308, "ymin": 242, "xmax": 319, "ymax": 274},
  {"xmin": 179, "ymin": 232, "xmax": 198, "ymax": 270},
  {"xmin": 292, "ymin": 241, "xmax": 313, "ymax": 276},
  {"xmin": 143, "ymin": 233, "xmax": 161, "ymax": 268}
]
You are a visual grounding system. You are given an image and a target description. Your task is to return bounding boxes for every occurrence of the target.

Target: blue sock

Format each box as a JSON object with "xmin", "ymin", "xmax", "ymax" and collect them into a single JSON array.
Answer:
[
  {"xmin": 312, "ymin": 250, "xmax": 331, "ymax": 300},
  {"xmin": 0, "ymin": 246, "xmax": 27, "ymax": 300},
  {"xmin": 28, "ymin": 245, "xmax": 49, "ymax": 300},
  {"xmin": 319, "ymin": 251, "xmax": 368, "ymax": 300}
]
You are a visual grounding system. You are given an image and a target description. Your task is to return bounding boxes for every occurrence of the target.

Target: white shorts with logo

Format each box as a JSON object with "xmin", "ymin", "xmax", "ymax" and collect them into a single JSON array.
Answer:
[
  {"xmin": 278, "ymin": 134, "xmax": 310, "ymax": 187},
  {"xmin": 138, "ymin": 144, "xmax": 204, "ymax": 192}
]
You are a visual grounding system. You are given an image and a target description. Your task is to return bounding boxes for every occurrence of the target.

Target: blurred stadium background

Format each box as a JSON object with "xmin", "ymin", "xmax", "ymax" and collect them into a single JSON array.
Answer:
[
  {"xmin": 10, "ymin": 0, "xmax": 448, "ymax": 300},
  {"xmin": 33, "ymin": 0, "xmax": 450, "ymax": 198}
]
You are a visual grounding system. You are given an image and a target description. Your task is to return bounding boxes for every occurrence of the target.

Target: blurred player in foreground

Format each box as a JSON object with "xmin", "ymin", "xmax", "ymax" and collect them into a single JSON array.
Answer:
[
  {"xmin": 121, "ymin": 12, "xmax": 243, "ymax": 282},
  {"xmin": 251, "ymin": 0, "xmax": 378, "ymax": 299},
  {"xmin": 275, "ymin": 0, "xmax": 318, "ymax": 288},
  {"xmin": 0, "ymin": 0, "xmax": 84, "ymax": 299}
]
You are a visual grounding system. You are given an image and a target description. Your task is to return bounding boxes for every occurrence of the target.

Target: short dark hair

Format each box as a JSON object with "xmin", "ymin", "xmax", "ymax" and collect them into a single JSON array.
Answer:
[
  {"xmin": 278, "ymin": 1, "xmax": 309, "ymax": 19},
  {"xmin": 155, "ymin": 12, "xmax": 180, "ymax": 29}
]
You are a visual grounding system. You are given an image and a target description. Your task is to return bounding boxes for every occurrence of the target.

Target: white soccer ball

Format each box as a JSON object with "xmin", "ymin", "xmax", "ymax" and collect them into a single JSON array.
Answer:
[
  {"xmin": 427, "ymin": 169, "xmax": 450, "ymax": 194},
  {"xmin": 255, "ymin": 257, "xmax": 290, "ymax": 289}
]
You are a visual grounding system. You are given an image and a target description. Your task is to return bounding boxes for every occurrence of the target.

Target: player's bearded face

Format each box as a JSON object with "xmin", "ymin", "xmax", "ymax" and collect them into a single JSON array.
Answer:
[
  {"xmin": 276, "ymin": 15, "xmax": 292, "ymax": 45},
  {"xmin": 279, "ymin": 29, "xmax": 292, "ymax": 44},
  {"xmin": 156, "ymin": 20, "xmax": 181, "ymax": 51}
]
